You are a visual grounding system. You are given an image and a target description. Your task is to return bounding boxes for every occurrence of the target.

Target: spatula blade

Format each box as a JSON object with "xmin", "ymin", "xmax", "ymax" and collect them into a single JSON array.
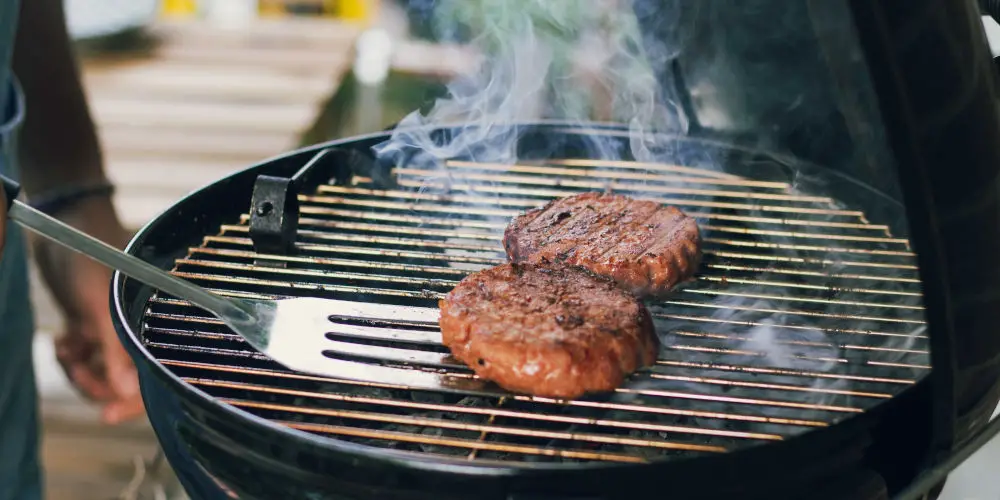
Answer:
[{"xmin": 234, "ymin": 297, "xmax": 489, "ymax": 393}]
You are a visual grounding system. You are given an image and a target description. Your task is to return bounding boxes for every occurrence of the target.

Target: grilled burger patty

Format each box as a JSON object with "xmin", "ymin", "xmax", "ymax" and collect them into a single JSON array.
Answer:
[
  {"xmin": 503, "ymin": 192, "xmax": 702, "ymax": 297},
  {"xmin": 439, "ymin": 261, "xmax": 659, "ymax": 399}
]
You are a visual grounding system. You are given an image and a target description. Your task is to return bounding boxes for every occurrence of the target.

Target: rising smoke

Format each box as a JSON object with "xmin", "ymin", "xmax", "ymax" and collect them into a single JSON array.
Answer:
[
  {"xmin": 369, "ymin": 0, "xmax": 928, "ymax": 431},
  {"xmin": 372, "ymin": 0, "xmax": 687, "ymax": 171}
]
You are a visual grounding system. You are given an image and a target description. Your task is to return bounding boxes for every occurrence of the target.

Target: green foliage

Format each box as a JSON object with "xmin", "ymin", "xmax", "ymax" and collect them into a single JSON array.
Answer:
[{"xmin": 432, "ymin": 0, "xmax": 597, "ymax": 49}]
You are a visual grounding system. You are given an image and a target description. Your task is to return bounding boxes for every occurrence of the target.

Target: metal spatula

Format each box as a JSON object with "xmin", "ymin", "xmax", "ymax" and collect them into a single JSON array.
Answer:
[{"xmin": 1, "ymin": 175, "xmax": 486, "ymax": 393}]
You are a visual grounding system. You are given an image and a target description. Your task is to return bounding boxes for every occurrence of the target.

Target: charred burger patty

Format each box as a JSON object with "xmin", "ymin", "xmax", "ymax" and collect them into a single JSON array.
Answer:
[
  {"xmin": 439, "ymin": 261, "xmax": 659, "ymax": 399},
  {"xmin": 503, "ymin": 192, "xmax": 702, "ymax": 298}
]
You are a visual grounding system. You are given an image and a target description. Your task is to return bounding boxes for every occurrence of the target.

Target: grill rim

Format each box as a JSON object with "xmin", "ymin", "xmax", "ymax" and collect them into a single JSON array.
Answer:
[{"xmin": 110, "ymin": 121, "xmax": 928, "ymax": 481}]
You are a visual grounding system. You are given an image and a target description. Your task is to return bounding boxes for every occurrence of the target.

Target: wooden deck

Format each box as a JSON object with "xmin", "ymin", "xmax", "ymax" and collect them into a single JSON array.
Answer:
[{"xmin": 83, "ymin": 17, "xmax": 362, "ymax": 230}]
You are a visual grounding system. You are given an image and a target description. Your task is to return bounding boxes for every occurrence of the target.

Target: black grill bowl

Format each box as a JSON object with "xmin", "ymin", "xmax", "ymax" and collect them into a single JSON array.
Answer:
[{"xmin": 112, "ymin": 122, "xmax": 937, "ymax": 500}]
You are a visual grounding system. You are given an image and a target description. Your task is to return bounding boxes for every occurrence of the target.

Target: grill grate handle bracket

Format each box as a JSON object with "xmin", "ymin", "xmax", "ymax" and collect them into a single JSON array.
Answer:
[
  {"xmin": 248, "ymin": 148, "xmax": 337, "ymax": 259},
  {"xmin": 248, "ymin": 147, "xmax": 394, "ymax": 261}
]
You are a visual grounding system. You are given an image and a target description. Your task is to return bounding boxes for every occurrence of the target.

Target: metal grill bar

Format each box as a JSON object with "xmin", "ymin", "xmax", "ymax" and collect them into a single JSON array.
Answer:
[
  {"xmin": 175, "ymin": 257, "xmax": 461, "ymax": 281},
  {"xmin": 165, "ymin": 266, "xmax": 922, "ymax": 326},
  {"xmin": 702, "ymin": 263, "xmax": 918, "ymax": 283},
  {"xmin": 648, "ymin": 374, "xmax": 891, "ymax": 399},
  {"xmin": 196, "ymin": 242, "xmax": 915, "ymax": 284},
  {"xmin": 665, "ymin": 345, "xmax": 929, "ymax": 370},
  {"xmin": 175, "ymin": 251, "xmax": 920, "ymax": 309},
  {"xmin": 394, "ymin": 170, "xmax": 834, "ymax": 202},
  {"xmin": 214, "ymin": 224, "xmax": 919, "ymax": 271},
  {"xmin": 299, "ymin": 197, "xmax": 890, "ymax": 232},
  {"xmin": 541, "ymin": 158, "xmax": 744, "ymax": 179},
  {"xmin": 224, "ymin": 399, "xmax": 732, "ymax": 454},
  {"xmin": 284, "ymin": 421, "xmax": 651, "ymax": 463},
  {"xmin": 654, "ymin": 302, "xmax": 925, "ymax": 325},
  {"xmin": 656, "ymin": 360, "xmax": 916, "ymax": 385},
  {"xmin": 150, "ymin": 308, "xmax": 921, "ymax": 393},
  {"xmin": 196, "ymin": 236, "xmax": 913, "ymax": 279},
  {"xmin": 184, "ymin": 241, "xmax": 919, "ymax": 295},
  {"xmin": 149, "ymin": 320, "xmax": 923, "ymax": 390},
  {"xmin": 301, "ymin": 206, "xmax": 508, "ymax": 230},
  {"xmin": 684, "ymin": 289, "xmax": 922, "ymax": 308},
  {"xmin": 700, "ymin": 225, "xmax": 908, "ymax": 245},
  {"xmin": 297, "ymin": 206, "xmax": 904, "ymax": 247},
  {"xmin": 266, "ymin": 215, "xmax": 917, "ymax": 256},
  {"xmin": 658, "ymin": 314, "xmax": 924, "ymax": 339},
  {"xmin": 467, "ymin": 396, "xmax": 507, "ymax": 460},
  {"xmin": 150, "ymin": 322, "xmax": 866, "ymax": 413},
  {"xmin": 670, "ymin": 331, "xmax": 925, "ymax": 356},
  {"xmin": 164, "ymin": 361, "xmax": 828, "ymax": 428},
  {"xmin": 316, "ymin": 185, "xmax": 869, "ymax": 219},
  {"xmin": 154, "ymin": 287, "xmax": 924, "ymax": 345},
  {"xmin": 700, "ymin": 237, "xmax": 913, "ymax": 257},
  {"xmin": 140, "ymin": 156, "xmax": 927, "ymax": 465},
  {"xmin": 148, "ymin": 307, "xmax": 928, "ymax": 353},
  {"xmin": 544, "ymin": 158, "xmax": 744, "ymax": 178},
  {"xmin": 702, "ymin": 250, "xmax": 917, "ymax": 270},
  {"xmin": 444, "ymin": 160, "xmax": 792, "ymax": 189}
]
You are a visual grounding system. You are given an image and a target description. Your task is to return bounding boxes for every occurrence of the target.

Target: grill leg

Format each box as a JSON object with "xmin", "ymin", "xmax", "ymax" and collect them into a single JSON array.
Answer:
[{"xmin": 137, "ymin": 364, "xmax": 231, "ymax": 500}]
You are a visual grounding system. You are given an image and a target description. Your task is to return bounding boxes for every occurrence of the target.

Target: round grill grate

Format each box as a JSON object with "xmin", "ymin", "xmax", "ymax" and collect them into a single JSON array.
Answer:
[{"xmin": 139, "ymin": 153, "xmax": 927, "ymax": 465}]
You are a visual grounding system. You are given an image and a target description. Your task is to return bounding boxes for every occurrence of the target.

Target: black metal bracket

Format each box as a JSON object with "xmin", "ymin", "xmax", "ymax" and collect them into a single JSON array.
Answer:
[
  {"xmin": 249, "ymin": 148, "xmax": 331, "ymax": 258},
  {"xmin": 247, "ymin": 146, "xmax": 395, "ymax": 261},
  {"xmin": 1, "ymin": 173, "xmax": 19, "ymax": 210}
]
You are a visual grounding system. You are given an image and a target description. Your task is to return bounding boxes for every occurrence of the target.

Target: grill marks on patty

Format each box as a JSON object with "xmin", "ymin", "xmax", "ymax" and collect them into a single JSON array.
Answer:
[
  {"xmin": 438, "ymin": 192, "xmax": 702, "ymax": 398},
  {"xmin": 503, "ymin": 192, "xmax": 703, "ymax": 298},
  {"xmin": 439, "ymin": 262, "xmax": 659, "ymax": 399}
]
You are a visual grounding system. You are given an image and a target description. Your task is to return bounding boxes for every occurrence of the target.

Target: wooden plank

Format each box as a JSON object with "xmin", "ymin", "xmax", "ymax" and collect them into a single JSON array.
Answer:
[
  {"xmin": 102, "ymin": 156, "xmax": 253, "ymax": 229},
  {"xmin": 149, "ymin": 42, "xmax": 352, "ymax": 74},
  {"xmin": 88, "ymin": 96, "xmax": 319, "ymax": 134},
  {"xmin": 98, "ymin": 125, "xmax": 293, "ymax": 161},
  {"xmin": 42, "ymin": 418, "xmax": 157, "ymax": 455},
  {"xmin": 77, "ymin": 20, "xmax": 358, "ymax": 76},
  {"xmin": 112, "ymin": 189, "xmax": 230, "ymax": 230},
  {"xmin": 83, "ymin": 35, "xmax": 466, "ymax": 83},
  {"xmin": 106, "ymin": 157, "xmax": 250, "ymax": 191},
  {"xmin": 99, "ymin": 125, "xmax": 292, "ymax": 161},
  {"xmin": 83, "ymin": 61, "xmax": 343, "ymax": 105},
  {"xmin": 149, "ymin": 17, "xmax": 362, "ymax": 49},
  {"xmin": 41, "ymin": 414, "xmax": 182, "ymax": 500}
]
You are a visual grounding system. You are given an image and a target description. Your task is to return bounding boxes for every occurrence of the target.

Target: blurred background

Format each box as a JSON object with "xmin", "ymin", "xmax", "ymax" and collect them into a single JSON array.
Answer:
[
  {"xmin": 27, "ymin": 1, "xmax": 1000, "ymax": 499},
  {"xmin": 33, "ymin": 0, "xmax": 473, "ymax": 498}
]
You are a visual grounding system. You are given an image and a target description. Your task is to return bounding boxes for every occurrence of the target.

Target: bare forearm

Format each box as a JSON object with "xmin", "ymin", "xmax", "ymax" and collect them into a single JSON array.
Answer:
[{"xmin": 12, "ymin": 0, "xmax": 107, "ymax": 196}]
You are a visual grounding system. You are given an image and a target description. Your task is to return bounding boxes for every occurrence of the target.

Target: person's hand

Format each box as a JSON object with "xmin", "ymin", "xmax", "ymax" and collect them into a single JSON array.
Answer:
[{"xmin": 32, "ymin": 194, "xmax": 144, "ymax": 424}]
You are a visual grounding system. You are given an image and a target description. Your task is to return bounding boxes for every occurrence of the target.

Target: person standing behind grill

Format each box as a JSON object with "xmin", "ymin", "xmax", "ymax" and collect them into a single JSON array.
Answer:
[{"xmin": 0, "ymin": 1, "xmax": 145, "ymax": 498}]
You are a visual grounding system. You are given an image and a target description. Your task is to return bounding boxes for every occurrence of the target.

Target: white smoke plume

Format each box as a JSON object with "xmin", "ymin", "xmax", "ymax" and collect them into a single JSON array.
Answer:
[
  {"xmin": 372, "ymin": 0, "xmax": 687, "ymax": 171},
  {"xmin": 363, "ymin": 0, "xmax": 929, "ymax": 444}
]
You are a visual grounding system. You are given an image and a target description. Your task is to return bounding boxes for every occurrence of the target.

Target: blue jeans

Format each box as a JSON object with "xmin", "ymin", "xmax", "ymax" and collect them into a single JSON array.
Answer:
[
  {"xmin": 0, "ymin": 75, "xmax": 41, "ymax": 500},
  {"xmin": 0, "ymin": 1, "xmax": 41, "ymax": 498}
]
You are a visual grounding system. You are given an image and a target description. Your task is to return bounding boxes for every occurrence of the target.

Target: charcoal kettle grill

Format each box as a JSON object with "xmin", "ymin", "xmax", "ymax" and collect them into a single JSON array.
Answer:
[{"xmin": 109, "ymin": 0, "xmax": 1000, "ymax": 499}]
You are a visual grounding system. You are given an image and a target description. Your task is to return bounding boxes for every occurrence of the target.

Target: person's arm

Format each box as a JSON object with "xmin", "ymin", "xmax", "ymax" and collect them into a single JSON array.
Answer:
[
  {"xmin": 13, "ymin": 0, "xmax": 106, "ymax": 193},
  {"xmin": 11, "ymin": 0, "xmax": 143, "ymax": 424}
]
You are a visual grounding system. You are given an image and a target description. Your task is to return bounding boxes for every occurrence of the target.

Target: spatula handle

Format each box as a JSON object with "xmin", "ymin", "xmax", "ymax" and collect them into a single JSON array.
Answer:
[
  {"xmin": 0, "ymin": 174, "xmax": 251, "ymax": 324},
  {"xmin": 2, "ymin": 173, "xmax": 17, "ymax": 210}
]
